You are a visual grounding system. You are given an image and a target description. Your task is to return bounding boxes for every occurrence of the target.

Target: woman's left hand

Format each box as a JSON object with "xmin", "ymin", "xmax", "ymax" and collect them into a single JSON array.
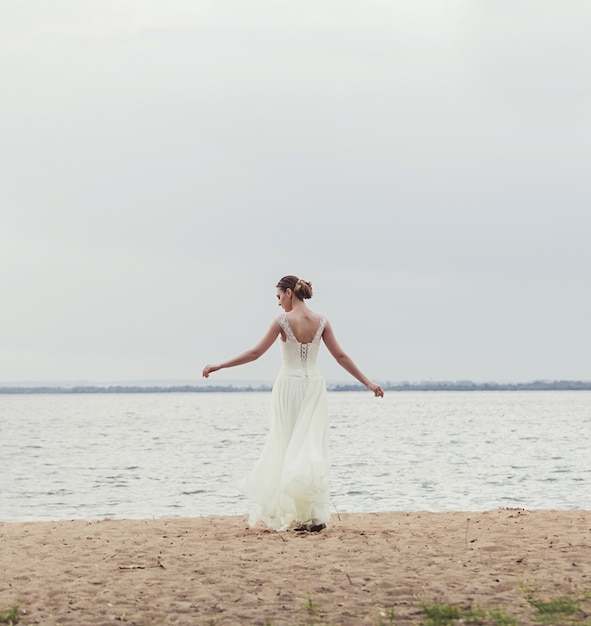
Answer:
[{"xmin": 368, "ymin": 382, "xmax": 384, "ymax": 398}]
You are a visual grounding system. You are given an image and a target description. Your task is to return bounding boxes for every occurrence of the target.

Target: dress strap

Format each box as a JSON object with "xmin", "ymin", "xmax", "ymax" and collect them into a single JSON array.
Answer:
[
  {"xmin": 313, "ymin": 316, "xmax": 328, "ymax": 342},
  {"xmin": 276, "ymin": 314, "xmax": 296, "ymax": 342}
]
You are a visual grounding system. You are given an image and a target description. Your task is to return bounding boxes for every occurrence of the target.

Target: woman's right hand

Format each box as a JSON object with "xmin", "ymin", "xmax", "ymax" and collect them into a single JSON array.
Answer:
[{"xmin": 202, "ymin": 364, "xmax": 221, "ymax": 378}]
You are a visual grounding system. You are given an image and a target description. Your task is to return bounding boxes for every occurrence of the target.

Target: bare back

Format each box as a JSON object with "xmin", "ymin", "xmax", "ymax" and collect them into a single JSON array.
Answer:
[{"xmin": 281, "ymin": 310, "xmax": 324, "ymax": 344}]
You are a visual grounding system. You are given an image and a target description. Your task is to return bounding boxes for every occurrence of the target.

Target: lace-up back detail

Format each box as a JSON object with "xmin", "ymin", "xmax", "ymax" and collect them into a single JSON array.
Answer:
[
  {"xmin": 277, "ymin": 314, "xmax": 327, "ymax": 378},
  {"xmin": 299, "ymin": 343, "xmax": 309, "ymax": 375}
]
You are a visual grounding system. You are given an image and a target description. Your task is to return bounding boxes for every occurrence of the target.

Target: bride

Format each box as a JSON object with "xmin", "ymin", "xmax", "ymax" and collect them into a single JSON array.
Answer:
[{"xmin": 202, "ymin": 275, "xmax": 383, "ymax": 531}]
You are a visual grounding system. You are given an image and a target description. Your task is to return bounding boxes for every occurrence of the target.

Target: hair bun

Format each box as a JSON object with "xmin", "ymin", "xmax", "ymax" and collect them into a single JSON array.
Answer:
[
  {"xmin": 294, "ymin": 278, "xmax": 313, "ymax": 300},
  {"xmin": 276, "ymin": 275, "xmax": 314, "ymax": 300}
]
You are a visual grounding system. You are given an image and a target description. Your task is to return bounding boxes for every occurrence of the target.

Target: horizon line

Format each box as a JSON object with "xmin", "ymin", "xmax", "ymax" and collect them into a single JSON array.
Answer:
[{"xmin": 1, "ymin": 379, "xmax": 591, "ymax": 393}]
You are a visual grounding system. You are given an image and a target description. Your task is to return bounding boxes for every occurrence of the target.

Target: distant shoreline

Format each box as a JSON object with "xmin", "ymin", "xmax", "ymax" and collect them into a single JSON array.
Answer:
[{"xmin": 1, "ymin": 380, "xmax": 591, "ymax": 393}]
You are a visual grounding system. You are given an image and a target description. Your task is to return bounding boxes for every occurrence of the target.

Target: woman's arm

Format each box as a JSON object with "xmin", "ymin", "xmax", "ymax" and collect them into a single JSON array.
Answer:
[
  {"xmin": 322, "ymin": 321, "xmax": 384, "ymax": 397},
  {"xmin": 202, "ymin": 320, "xmax": 281, "ymax": 378}
]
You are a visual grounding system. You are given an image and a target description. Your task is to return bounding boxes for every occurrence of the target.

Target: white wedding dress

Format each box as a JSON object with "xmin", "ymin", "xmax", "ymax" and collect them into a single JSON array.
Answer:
[{"xmin": 240, "ymin": 313, "xmax": 331, "ymax": 530}]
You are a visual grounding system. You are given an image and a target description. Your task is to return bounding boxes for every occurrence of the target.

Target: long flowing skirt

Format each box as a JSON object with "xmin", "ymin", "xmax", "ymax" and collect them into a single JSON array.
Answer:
[{"xmin": 240, "ymin": 373, "xmax": 330, "ymax": 530}]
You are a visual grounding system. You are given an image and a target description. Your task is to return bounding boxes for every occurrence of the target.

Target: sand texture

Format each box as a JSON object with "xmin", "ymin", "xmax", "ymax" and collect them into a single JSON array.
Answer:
[{"xmin": 1, "ymin": 509, "xmax": 590, "ymax": 625}]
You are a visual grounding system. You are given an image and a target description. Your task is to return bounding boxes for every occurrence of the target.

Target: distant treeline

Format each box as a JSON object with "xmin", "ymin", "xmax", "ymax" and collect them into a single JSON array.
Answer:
[
  {"xmin": 0, "ymin": 385, "xmax": 272, "ymax": 394},
  {"xmin": 1, "ymin": 380, "xmax": 591, "ymax": 394},
  {"xmin": 332, "ymin": 380, "xmax": 591, "ymax": 391}
]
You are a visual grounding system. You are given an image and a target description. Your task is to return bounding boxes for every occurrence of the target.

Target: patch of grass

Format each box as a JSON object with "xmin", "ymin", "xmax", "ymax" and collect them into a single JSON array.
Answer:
[
  {"xmin": 421, "ymin": 602, "xmax": 461, "ymax": 625},
  {"xmin": 0, "ymin": 605, "xmax": 20, "ymax": 625},
  {"xmin": 304, "ymin": 594, "xmax": 317, "ymax": 613},
  {"xmin": 521, "ymin": 582, "xmax": 591, "ymax": 624},
  {"xmin": 528, "ymin": 593, "xmax": 589, "ymax": 623},
  {"xmin": 462, "ymin": 606, "xmax": 488, "ymax": 623},
  {"xmin": 421, "ymin": 602, "xmax": 517, "ymax": 626},
  {"xmin": 530, "ymin": 595, "xmax": 581, "ymax": 614},
  {"xmin": 486, "ymin": 608, "xmax": 518, "ymax": 626}
]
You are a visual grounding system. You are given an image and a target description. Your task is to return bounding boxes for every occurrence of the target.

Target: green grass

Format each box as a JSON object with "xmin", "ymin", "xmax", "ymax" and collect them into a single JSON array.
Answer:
[
  {"xmin": 522, "ymin": 585, "xmax": 591, "ymax": 624},
  {"xmin": 486, "ymin": 608, "xmax": 519, "ymax": 626},
  {"xmin": 304, "ymin": 594, "xmax": 317, "ymax": 614},
  {"xmin": 530, "ymin": 595, "xmax": 581, "ymax": 614},
  {"xmin": 0, "ymin": 605, "xmax": 20, "ymax": 625},
  {"xmin": 421, "ymin": 602, "xmax": 461, "ymax": 625},
  {"xmin": 527, "ymin": 594, "xmax": 588, "ymax": 623},
  {"xmin": 420, "ymin": 601, "xmax": 517, "ymax": 625},
  {"xmin": 418, "ymin": 585, "xmax": 591, "ymax": 626}
]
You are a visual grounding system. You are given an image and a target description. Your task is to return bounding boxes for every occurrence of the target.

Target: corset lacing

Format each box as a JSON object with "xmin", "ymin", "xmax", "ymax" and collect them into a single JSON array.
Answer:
[{"xmin": 300, "ymin": 343, "xmax": 309, "ymax": 377}]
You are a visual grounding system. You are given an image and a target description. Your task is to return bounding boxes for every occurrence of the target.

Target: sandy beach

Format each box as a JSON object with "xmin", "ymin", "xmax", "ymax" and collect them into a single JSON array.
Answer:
[{"xmin": 1, "ymin": 509, "xmax": 590, "ymax": 625}]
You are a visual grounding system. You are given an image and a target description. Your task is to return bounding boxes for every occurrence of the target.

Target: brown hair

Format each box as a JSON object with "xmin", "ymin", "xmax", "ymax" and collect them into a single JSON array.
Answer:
[{"xmin": 276, "ymin": 275, "xmax": 313, "ymax": 300}]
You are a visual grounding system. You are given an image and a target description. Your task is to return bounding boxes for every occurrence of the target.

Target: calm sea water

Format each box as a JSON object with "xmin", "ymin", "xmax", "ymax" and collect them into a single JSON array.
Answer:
[{"xmin": 1, "ymin": 391, "xmax": 589, "ymax": 521}]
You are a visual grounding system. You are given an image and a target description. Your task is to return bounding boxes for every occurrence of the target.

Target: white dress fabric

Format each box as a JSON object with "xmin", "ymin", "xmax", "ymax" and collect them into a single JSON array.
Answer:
[{"xmin": 240, "ymin": 313, "xmax": 331, "ymax": 530}]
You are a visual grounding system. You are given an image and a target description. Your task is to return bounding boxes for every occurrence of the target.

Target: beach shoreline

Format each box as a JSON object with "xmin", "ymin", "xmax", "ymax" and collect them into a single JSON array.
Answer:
[{"xmin": 2, "ymin": 509, "xmax": 590, "ymax": 625}]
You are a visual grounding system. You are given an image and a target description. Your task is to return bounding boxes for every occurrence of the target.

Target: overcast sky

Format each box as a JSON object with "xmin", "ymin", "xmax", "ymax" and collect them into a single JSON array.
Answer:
[{"xmin": 1, "ymin": 1, "xmax": 590, "ymax": 385}]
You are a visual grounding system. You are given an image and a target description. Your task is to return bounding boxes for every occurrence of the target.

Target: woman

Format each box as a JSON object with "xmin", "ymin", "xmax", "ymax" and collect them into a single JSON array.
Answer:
[{"xmin": 202, "ymin": 275, "xmax": 383, "ymax": 532}]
